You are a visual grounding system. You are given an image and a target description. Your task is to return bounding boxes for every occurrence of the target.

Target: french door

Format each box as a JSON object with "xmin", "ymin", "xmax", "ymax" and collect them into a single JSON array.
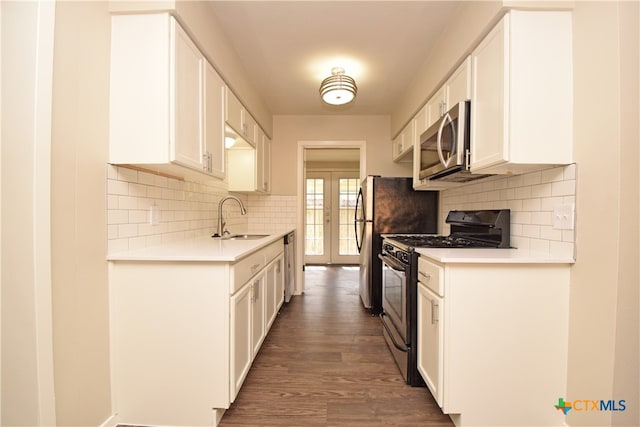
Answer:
[{"xmin": 305, "ymin": 172, "xmax": 359, "ymax": 265}]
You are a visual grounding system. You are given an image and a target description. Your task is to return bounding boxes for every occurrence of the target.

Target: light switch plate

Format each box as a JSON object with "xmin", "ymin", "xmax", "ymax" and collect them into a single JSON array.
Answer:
[
  {"xmin": 149, "ymin": 205, "xmax": 160, "ymax": 226},
  {"xmin": 553, "ymin": 204, "xmax": 574, "ymax": 230}
]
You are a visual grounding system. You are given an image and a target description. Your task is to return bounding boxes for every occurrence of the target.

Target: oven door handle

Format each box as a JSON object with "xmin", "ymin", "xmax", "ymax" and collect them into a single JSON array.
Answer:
[
  {"xmin": 378, "ymin": 253, "xmax": 407, "ymax": 272},
  {"xmin": 379, "ymin": 313, "xmax": 409, "ymax": 352}
]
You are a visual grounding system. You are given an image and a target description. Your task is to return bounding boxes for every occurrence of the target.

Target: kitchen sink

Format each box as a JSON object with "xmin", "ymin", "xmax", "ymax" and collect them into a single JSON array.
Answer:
[{"xmin": 216, "ymin": 234, "xmax": 269, "ymax": 240}]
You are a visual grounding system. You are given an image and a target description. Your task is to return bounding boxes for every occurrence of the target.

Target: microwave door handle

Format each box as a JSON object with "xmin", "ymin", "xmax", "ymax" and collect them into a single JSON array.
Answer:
[{"xmin": 436, "ymin": 113, "xmax": 455, "ymax": 168}]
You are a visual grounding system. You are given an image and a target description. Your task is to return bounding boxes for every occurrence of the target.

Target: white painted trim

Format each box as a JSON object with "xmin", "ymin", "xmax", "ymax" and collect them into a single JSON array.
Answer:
[
  {"xmin": 98, "ymin": 413, "xmax": 118, "ymax": 427},
  {"xmin": 33, "ymin": 1, "xmax": 57, "ymax": 425},
  {"xmin": 296, "ymin": 141, "xmax": 366, "ymax": 293}
]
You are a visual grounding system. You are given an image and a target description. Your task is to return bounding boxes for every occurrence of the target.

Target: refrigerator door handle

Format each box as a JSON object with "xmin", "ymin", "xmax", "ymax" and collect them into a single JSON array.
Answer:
[{"xmin": 354, "ymin": 187, "xmax": 366, "ymax": 252}]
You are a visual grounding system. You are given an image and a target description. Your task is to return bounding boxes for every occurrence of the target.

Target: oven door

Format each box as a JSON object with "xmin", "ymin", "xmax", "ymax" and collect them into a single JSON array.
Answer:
[{"xmin": 379, "ymin": 253, "xmax": 408, "ymax": 344}]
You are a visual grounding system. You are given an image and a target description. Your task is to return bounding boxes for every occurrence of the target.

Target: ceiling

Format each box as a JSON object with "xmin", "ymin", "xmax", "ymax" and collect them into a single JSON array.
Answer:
[{"xmin": 207, "ymin": 1, "xmax": 462, "ymax": 116}]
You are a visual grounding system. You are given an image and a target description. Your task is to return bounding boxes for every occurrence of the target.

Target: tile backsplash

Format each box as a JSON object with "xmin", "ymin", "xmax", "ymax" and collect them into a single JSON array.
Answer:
[
  {"xmin": 107, "ymin": 163, "xmax": 575, "ymax": 259},
  {"xmin": 246, "ymin": 194, "xmax": 297, "ymax": 233},
  {"xmin": 107, "ymin": 165, "xmax": 297, "ymax": 255},
  {"xmin": 439, "ymin": 164, "xmax": 576, "ymax": 258},
  {"xmin": 107, "ymin": 165, "xmax": 248, "ymax": 254}
]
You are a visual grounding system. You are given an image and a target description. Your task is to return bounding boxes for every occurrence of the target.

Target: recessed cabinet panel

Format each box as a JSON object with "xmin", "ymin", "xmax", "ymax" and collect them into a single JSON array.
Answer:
[
  {"xmin": 109, "ymin": 14, "xmax": 171, "ymax": 164},
  {"xmin": 417, "ymin": 283, "xmax": 444, "ymax": 408},
  {"xmin": 251, "ymin": 275, "xmax": 266, "ymax": 357},
  {"xmin": 172, "ymin": 21, "xmax": 205, "ymax": 170},
  {"xmin": 470, "ymin": 16, "xmax": 508, "ymax": 171},
  {"xmin": 230, "ymin": 282, "xmax": 252, "ymax": 402},
  {"xmin": 225, "ymin": 89, "xmax": 243, "ymax": 138},
  {"xmin": 204, "ymin": 62, "xmax": 226, "ymax": 178},
  {"xmin": 446, "ymin": 57, "xmax": 471, "ymax": 111}
]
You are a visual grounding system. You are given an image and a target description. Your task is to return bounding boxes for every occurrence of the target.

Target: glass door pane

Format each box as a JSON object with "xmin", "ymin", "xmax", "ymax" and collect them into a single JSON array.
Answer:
[
  {"xmin": 305, "ymin": 178, "xmax": 323, "ymax": 255},
  {"xmin": 337, "ymin": 178, "xmax": 359, "ymax": 256}
]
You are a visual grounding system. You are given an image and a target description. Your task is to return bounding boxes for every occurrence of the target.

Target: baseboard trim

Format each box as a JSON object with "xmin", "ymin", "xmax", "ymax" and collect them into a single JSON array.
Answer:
[
  {"xmin": 213, "ymin": 408, "xmax": 226, "ymax": 426},
  {"xmin": 99, "ymin": 413, "xmax": 118, "ymax": 427}
]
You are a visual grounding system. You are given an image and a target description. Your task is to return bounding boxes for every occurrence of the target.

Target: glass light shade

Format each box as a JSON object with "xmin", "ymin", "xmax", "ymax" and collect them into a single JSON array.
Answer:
[{"xmin": 319, "ymin": 68, "xmax": 357, "ymax": 106}]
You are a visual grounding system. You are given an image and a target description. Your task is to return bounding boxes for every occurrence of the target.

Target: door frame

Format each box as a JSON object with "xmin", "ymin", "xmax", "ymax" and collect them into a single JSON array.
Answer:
[{"xmin": 296, "ymin": 141, "xmax": 366, "ymax": 295}]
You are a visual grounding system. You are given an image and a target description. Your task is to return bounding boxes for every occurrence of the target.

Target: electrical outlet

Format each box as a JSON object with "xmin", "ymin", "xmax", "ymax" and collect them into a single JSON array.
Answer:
[{"xmin": 553, "ymin": 204, "xmax": 574, "ymax": 230}]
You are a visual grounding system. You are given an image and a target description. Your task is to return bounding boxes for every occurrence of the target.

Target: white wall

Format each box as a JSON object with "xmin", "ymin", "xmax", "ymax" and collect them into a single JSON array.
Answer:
[
  {"xmin": 566, "ymin": 2, "xmax": 639, "ymax": 426},
  {"xmin": 272, "ymin": 115, "xmax": 412, "ymax": 196},
  {"xmin": 1, "ymin": 1, "xmax": 57, "ymax": 425},
  {"xmin": 50, "ymin": 1, "xmax": 112, "ymax": 424}
]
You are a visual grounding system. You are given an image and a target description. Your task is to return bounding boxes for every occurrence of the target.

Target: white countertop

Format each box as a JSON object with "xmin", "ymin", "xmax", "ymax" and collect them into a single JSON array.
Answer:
[
  {"xmin": 414, "ymin": 247, "xmax": 574, "ymax": 264},
  {"xmin": 107, "ymin": 230, "xmax": 294, "ymax": 262}
]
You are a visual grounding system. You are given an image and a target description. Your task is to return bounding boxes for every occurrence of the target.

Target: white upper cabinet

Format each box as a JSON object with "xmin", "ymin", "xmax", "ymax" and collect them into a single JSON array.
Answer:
[
  {"xmin": 172, "ymin": 21, "xmax": 205, "ymax": 171},
  {"xmin": 109, "ymin": 14, "xmax": 225, "ymax": 179},
  {"xmin": 426, "ymin": 86, "xmax": 447, "ymax": 129},
  {"xmin": 228, "ymin": 128, "xmax": 271, "ymax": 194},
  {"xmin": 204, "ymin": 61, "xmax": 226, "ymax": 178},
  {"xmin": 225, "ymin": 89, "xmax": 256, "ymax": 146},
  {"xmin": 470, "ymin": 11, "xmax": 573, "ymax": 174},
  {"xmin": 446, "ymin": 56, "xmax": 471, "ymax": 110},
  {"xmin": 426, "ymin": 57, "xmax": 471, "ymax": 128},
  {"xmin": 392, "ymin": 120, "xmax": 414, "ymax": 163}
]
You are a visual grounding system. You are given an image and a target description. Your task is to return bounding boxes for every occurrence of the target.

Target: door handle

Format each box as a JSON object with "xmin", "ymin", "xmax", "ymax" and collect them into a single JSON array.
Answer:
[{"xmin": 431, "ymin": 299, "xmax": 439, "ymax": 324}]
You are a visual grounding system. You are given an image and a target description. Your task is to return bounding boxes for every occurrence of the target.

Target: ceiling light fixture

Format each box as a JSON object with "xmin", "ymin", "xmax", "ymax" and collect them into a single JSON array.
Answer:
[{"xmin": 319, "ymin": 67, "xmax": 357, "ymax": 105}]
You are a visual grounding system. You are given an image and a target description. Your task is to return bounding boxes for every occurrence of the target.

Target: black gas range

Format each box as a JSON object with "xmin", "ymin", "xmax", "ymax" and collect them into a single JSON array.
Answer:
[
  {"xmin": 385, "ymin": 209, "xmax": 511, "ymax": 251},
  {"xmin": 379, "ymin": 209, "xmax": 510, "ymax": 387}
]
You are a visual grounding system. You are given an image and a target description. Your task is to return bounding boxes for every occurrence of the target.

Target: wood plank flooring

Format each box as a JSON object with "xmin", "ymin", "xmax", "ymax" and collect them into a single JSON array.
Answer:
[{"xmin": 219, "ymin": 266, "xmax": 454, "ymax": 426}]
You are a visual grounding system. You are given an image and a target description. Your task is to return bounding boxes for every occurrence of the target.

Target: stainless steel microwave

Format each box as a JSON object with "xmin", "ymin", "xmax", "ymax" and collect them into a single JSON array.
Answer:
[
  {"xmin": 419, "ymin": 100, "xmax": 469, "ymax": 180},
  {"xmin": 419, "ymin": 101, "xmax": 489, "ymax": 183}
]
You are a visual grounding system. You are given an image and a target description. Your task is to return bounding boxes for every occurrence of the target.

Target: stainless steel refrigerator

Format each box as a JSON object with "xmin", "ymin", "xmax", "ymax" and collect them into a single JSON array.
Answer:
[{"xmin": 354, "ymin": 176, "xmax": 438, "ymax": 314}]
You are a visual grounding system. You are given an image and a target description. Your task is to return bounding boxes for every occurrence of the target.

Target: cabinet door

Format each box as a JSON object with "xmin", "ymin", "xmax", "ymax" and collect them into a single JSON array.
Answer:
[
  {"xmin": 255, "ymin": 128, "xmax": 270, "ymax": 193},
  {"xmin": 446, "ymin": 57, "xmax": 471, "ymax": 109},
  {"xmin": 230, "ymin": 283, "xmax": 252, "ymax": 402},
  {"xmin": 242, "ymin": 110, "xmax": 257, "ymax": 146},
  {"xmin": 225, "ymin": 88, "xmax": 243, "ymax": 137},
  {"xmin": 265, "ymin": 262, "xmax": 277, "ymax": 330},
  {"xmin": 417, "ymin": 283, "xmax": 444, "ymax": 408},
  {"xmin": 262, "ymin": 137, "xmax": 271, "ymax": 193},
  {"xmin": 274, "ymin": 255, "xmax": 284, "ymax": 311},
  {"xmin": 171, "ymin": 20, "xmax": 205, "ymax": 170},
  {"xmin": 426, "ymin": 86, "xmax": 446, "ymax": 128},
  {"xmin": 204, "ymin": 61, "xmax": 226, "ymax": 178},
  {"xmin": 251, "ymin": 275, "xmax": 266, "ymax": 357},
  {"xmin": 470, "ymin": 15, "xmax": 508, "ymax": 171}
]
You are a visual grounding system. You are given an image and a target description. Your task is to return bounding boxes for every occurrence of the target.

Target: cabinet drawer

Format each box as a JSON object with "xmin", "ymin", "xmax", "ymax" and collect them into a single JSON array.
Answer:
[
  {"xmin": 263, "ymin": 240, "xmax": 284, "ymax": 265},
  {"xmin": 418, "ymin": 257, "xmax": 444, "ymax": 296},
  {"xmin": 231, "ymin": 251, "xmax": 264, "ymax": 294}
]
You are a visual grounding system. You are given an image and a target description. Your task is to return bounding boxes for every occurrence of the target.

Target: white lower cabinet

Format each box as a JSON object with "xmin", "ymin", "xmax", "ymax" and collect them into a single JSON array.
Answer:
[
  {"xmin": 110, "ymin": 239, "xmax": 284, "ymax": 426},
  {"xmin": 417, "ymin": 282, "xmax": 444, "ymax": 407},
  {"xmin": 416, "ymin": 256, "xmax": 571, "ymax": 427},
  {"xmin": 230, "ymin": 281, "xmax": 253, "ymax": 401},
  {"xmin": 250, "ymin": 274, "xmax": 266, "ymax": 357}
]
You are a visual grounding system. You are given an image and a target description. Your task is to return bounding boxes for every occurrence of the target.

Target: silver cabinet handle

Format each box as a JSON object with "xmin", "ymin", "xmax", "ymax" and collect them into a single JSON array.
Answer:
[
  {"xmin": 253, "ymin": 280, "xmax": 260, "ymax": 302},
  {"xmin": 431, "ymin": 299, "xmax": 439, "ymax": 324},
  {"xmin": 250, "ymin": 263, "xmax": 261, "ymax": 273},
  {"xmin": 419, "ymin": 270, "xmax": 431, "ymax": 281}
]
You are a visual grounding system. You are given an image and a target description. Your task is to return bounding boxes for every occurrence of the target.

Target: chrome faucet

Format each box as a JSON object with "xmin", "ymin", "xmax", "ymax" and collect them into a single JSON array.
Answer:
[{"xmin": 213, "ymin": 195, "xmax": 247, "ymax": 237}]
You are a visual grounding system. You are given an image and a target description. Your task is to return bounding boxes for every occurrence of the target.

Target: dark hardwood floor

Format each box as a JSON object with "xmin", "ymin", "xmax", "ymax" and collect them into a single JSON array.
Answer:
[{"xmin": 220, "ymin": 266, "xmax": 454, "ymax": 426}]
